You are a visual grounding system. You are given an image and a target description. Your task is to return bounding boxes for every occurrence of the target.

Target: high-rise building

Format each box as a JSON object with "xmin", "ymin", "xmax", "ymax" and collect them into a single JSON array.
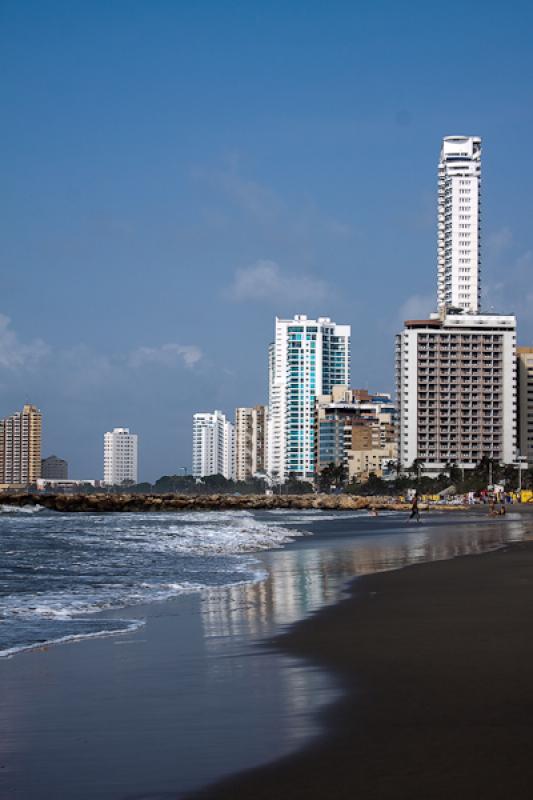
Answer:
[
  {"xmin": 438, "ymin": 136, "xmax": 481, "ymax": 314},
  {"xmin": 517, "ymin": 347, "xmax": 533, "ymax": 465},
  {"xmin": 268, "ymin": 315, "xmax": 351, "ymax": 482},
  {"xmin": 396, "ymin": 314, "xmax": 517, "ymax": 473},
  {"xmin": 41, "ymin": 454, "xmax": 68, "ymax": 479},
  {"xmin": 234, "ymin": 405, "xmax": 268, "ymax": 481},
  {"xmin": 103, "ymin": 427, "xmax": 138, "ymax": 485},
  {"xmin": 0, "ymin": 404, "xmax": 42, "ymax": 487},
  {"xmin": 397, "ymin": 135, "xmax": 517, "ymax": 475},
  {"xmin": 192, "ymin": 410, "xmax": 235, "ymax": 480}
]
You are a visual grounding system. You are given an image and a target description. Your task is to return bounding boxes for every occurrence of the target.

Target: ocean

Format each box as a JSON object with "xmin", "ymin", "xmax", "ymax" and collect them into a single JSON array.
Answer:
[{"xmin": 0, "ymin": 505, "xmax": 311, "ymax": 658}]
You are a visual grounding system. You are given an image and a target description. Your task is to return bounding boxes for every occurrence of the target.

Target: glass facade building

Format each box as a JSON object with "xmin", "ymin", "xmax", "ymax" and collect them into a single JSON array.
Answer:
[{"xmin": 268, "ymin": 315, "xmax": 350, "ymax": 481}]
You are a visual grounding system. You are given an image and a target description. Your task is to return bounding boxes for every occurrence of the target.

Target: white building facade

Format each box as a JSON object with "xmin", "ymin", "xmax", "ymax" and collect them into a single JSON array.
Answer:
[
  {"xmin": 192, "ymin": 410, "xmax": 235, "ymax": 480},
  {"xmin": 103, "ymin": 427, "xmax": 138, "ymax": 485},
  {"xmin": 437, "ymin": 136, "xmax": 481, "ymax": 314},
  {"xmin": 268, "ymin": 315, "xmax": 351, "ymax": 482}
]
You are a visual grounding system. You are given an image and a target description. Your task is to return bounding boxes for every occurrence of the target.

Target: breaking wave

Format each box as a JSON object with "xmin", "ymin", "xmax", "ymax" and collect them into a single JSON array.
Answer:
[{"xmin": 0, "ymin": 509, "xmax": 306, "ymax": 657}]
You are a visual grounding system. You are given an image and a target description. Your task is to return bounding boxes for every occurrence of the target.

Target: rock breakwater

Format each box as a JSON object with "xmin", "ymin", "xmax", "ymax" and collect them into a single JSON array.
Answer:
[{"xmin": 0, "ymin": 493, "xmax": 469, "ymax": 513}]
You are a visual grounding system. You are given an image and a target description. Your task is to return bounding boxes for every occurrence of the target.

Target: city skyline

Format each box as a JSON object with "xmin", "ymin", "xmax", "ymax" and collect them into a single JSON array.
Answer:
[{"xmin": 2, "ymin": 3, "xmax": 533, "ymax": 480}]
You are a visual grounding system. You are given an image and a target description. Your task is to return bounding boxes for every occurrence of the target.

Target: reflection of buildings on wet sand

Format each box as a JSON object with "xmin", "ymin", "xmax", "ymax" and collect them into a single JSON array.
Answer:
[{"xmin": 200, "ymin": 517, "xmax": 525, "ymax": 642}]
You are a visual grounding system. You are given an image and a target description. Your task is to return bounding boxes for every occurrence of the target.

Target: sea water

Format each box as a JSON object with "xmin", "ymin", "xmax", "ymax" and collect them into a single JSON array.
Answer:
[{"xmin": 0, "ymin": 506, "xmax": 310, "ymax": 657}]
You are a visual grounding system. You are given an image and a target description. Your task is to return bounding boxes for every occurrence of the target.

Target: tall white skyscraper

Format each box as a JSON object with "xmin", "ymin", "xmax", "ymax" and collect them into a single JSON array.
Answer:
[
  {"xmin": 268, "ymin": 315, "xmax": 351, "ymax": 482},
  {"xmin": 397, "ymin": 136, "xmax": 517, "ymax": 474},
  {"xmin": 437, "ymin": 136, "xmax": 481, "ymax": 314},
  {"xmin": 104, "ymin": 427, "xmax": 138, "ymax": 485},
  {"xmin": 192, "ymin": 410, "xmax": 235, "ymax": 480}
]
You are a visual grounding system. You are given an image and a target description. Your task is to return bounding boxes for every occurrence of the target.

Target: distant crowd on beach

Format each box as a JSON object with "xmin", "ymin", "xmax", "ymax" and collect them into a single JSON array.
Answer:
[{"xmin": 467, "ymin": 489, "xmax": 522, "ymax": 515}]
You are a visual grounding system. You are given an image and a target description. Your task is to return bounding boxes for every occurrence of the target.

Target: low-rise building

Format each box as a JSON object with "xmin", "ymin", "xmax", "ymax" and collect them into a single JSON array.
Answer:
[
  {"xmin": 41, "ymin": 455, "xmax": 68, "ymax": 480},
  {"xmin": 315, "ymin": 386, "xmax": 398, "ymax": 480},
  {"xmin": 36, "ymin": 478, "xmax": 102, "ymax": 492},
  {"xmin": 346, "ymin": 444, "xmax": 397, "ymax": 481}
]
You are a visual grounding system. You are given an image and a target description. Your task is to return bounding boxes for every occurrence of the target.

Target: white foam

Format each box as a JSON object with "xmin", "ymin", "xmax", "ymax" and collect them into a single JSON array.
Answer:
[
  {"xmin": 0, "ymin": 504, "xmax": 43, "ymax": 514},
  {"xmin": 0, "ymin": 618, "xmax": 145, "ymax": 659},
  {"xmin": 74, "ymin": 510, "xmax": 309, "ymax": 556}
]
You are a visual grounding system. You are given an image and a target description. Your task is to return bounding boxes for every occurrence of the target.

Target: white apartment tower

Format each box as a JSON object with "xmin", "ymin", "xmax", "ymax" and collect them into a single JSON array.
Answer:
[
  {"xmin": 104, "ymin": 427, "xmax": 138, "ymax": 485},
  {"xmin": 268, "ymin": 315, "xmax": 351, "ymax": 482},
  {"xmin": 397, "ymin": 136, "xmax": 517, "ymax": 475},
  {"xmin": 438, "ymin": 136, "xmax": 481, "ymax": 314},
  {"xmin": 235, "ymin": 405, "xmax": 268, "ymax": 482},
  {"xmin": 192, "ymin": 410, "xmax": 235, "ymax": 480}
]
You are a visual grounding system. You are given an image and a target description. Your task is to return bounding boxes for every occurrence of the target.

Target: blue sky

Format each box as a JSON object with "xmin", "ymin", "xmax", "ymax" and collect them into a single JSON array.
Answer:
[{"xmin": 2, "ymin": 0, "xmax": 533, "ymax": 480}]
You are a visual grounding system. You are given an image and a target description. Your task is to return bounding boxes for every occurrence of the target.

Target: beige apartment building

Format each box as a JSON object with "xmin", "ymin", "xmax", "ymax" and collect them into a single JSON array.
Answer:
[
  {"xmin": 0, "ymin": 404, "xmax": 42, "ymax": 489},
  {"xmin": 517, "ymin": 347, "xmax": 533, "ymax": 464},
  {"xmin": 234, "ymin": 405, "xmax": 268, "ymax": 481},
  {"xmin": 347, "ymin": 444, "xmax": 397, "ymax": 482}
]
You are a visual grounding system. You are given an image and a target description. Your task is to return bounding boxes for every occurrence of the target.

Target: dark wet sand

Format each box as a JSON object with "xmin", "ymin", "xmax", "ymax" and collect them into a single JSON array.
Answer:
[{"xmin": 190, "ymin": 541, "xmax": 533, "ymax": 799}]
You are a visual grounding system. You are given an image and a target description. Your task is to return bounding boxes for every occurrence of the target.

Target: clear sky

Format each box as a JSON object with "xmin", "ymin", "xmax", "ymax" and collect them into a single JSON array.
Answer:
[{"xmin": 2, "ymin": 0, "xmax": 533, "ymax": 480}]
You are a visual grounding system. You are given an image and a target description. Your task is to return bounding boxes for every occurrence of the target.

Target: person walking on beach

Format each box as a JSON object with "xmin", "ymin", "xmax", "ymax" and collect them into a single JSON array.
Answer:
[{"xmin": 409, "ymin": 491, "xmax": 420, "ymax": 522}]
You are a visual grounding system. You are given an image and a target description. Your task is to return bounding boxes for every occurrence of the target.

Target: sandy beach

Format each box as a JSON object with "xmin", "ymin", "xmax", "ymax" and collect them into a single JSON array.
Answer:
[{"xmin": 191, "ymin": 537, "xmax": 533, "ymax": 799}]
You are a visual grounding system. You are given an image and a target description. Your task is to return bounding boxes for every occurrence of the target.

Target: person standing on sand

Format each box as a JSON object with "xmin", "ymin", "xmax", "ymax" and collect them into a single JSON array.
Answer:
[{"xmin": 409, "ymin": 491, "xmax": 420, "ymax": 522}]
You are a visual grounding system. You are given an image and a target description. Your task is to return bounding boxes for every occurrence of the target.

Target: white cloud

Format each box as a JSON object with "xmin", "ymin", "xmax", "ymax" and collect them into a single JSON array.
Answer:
[
  {"xmin": 128, "ymin": 343, "xmax": 203, "ymax": 369},
  {"xmin": 0, "ymin": 313, "xmax": 49, "ymax": 369},
  {"xmin": 398, "ymin": 294, "xmax": 435, "ymax": 322},
  {"xmin": 225, "ymin": 260, "xmax": 330, "ymax": 305}
]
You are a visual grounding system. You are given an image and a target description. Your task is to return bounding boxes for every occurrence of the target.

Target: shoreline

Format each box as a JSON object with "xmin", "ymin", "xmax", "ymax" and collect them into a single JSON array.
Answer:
[
  {"xmin": 0, "ymin": 491, "xmax": 473, "ymax": 513},
  {"xmin": 189, "ymin": 538, "xmax": 533, "ymax": 799},
  {"xmin": 2, "ymin": 511, "xmax": 530, "ymax": 798}
]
